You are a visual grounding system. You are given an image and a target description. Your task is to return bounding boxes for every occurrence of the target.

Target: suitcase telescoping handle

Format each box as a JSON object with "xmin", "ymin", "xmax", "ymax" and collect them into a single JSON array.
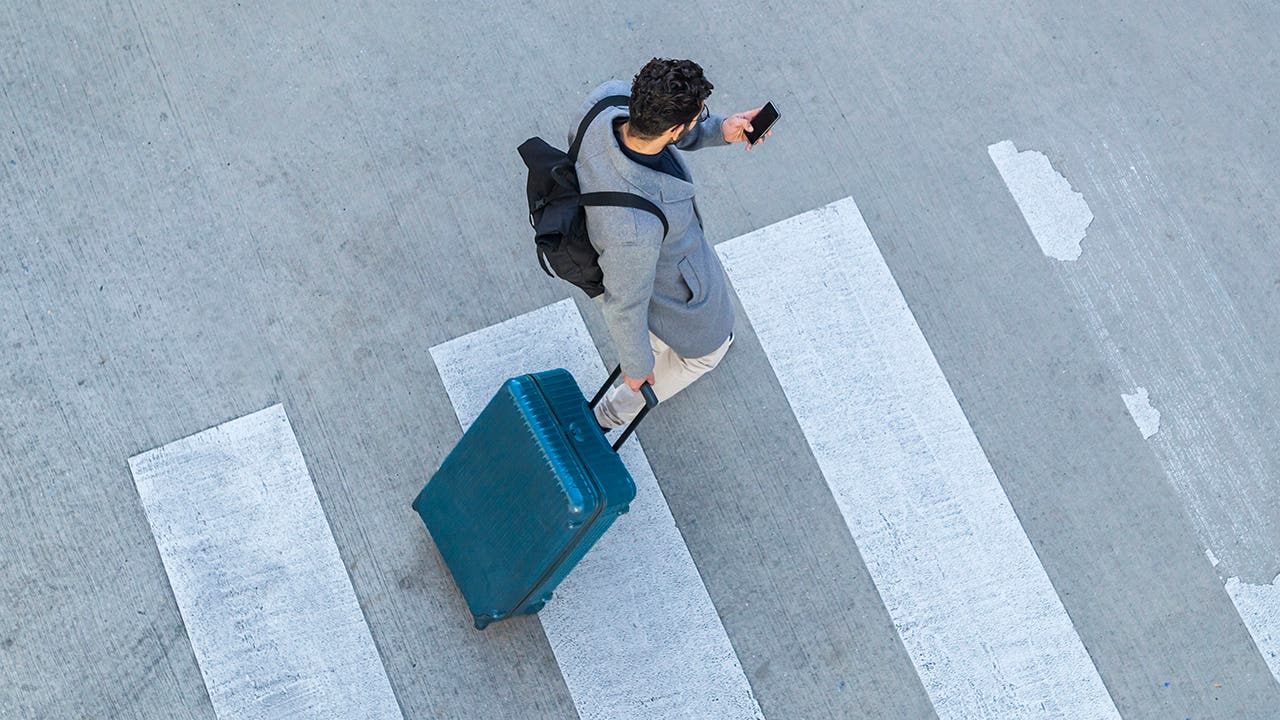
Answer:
[{"xmin": 589, "ymin": 365, "xmax": 659, "ymax": 452}]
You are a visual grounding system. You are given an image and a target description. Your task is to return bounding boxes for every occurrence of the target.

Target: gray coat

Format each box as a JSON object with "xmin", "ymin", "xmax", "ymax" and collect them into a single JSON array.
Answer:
[{"xmin": 567, "ymin": 80, "xmax": 736, "ymax": 380}]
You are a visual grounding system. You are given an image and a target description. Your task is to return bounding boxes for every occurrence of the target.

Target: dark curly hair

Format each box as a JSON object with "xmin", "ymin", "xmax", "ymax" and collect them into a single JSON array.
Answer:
[{"xmin": 627, "ymin": 58, "xmax": 714, "ymax": 140}]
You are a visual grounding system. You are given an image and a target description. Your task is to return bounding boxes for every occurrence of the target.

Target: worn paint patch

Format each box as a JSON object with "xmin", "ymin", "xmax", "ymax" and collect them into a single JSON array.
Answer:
[
  {"xmin": 429, "ymin": 299, "xmax": 764, "ymax": 720},
  {"xmin": 1121, "ymin": 387, "xmax": 1161, "ymax": 439},
  {"xmin": 988, "ymin": 140, "xmax": 1094, "ymax": 261},
  {"xmin": 128, "ymin": 405, "xmax": 403, "ymax": 720},
  {"xmin": 1225, "ymin": 574, "xmax": 1280, "ymax": 682},
  {"xmin": 1207, "ymin": 547, "xmax": 1221, "ymax": 567},
  {"xmin": 718, "ymin": 197, "xmax": 1121, "ymax": 719}
]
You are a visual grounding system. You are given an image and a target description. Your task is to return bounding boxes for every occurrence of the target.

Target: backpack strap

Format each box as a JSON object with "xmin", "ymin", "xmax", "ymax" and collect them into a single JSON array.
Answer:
[
  {"xmin": 578, "ymin": 191, "xmax": 669, "ymax": 240},
  {"xmin": 569, "ymin": 95, "xmax": 630, "ymax": 162},
  {"xmin": 570, "ymin": 95, "xmax": 671, "ymax": 241}
]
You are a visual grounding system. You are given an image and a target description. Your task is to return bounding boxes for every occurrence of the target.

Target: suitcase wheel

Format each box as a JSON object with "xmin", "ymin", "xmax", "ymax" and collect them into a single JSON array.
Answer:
[
  {"xmin": 473, "ymin": 612, "xmax": 501, "ymax": 631},
  {"xmin": 523, "ymin": 600, "xmax": 546, "ymax": 615}
]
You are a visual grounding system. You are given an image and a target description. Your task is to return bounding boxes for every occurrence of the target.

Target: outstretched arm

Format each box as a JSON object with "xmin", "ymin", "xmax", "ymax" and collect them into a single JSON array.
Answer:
[
  {"xmin": 675, "ymin": 106, "xmax": 774, "ymax": 151},
  {"xmin": 674, "ymin": 113, "xmax": 733, "ymax": 151}
]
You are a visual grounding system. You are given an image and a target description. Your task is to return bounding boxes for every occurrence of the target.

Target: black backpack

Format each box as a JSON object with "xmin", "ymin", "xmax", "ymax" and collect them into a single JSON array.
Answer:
[{"xmin": 517, "ymin": 95, "xmax": 669, "ymax": 298}]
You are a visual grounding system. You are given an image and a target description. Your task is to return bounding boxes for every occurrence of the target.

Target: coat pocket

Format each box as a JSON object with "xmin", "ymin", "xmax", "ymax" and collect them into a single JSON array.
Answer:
[{"xmin": 676, "ymin": 257, "xmax": 704, "ymax": 305}]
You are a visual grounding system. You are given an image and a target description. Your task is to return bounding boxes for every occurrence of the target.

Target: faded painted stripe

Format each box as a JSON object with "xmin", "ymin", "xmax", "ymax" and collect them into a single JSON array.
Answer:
[
  {"xmin": 128, "ymin": 405, "xmax": 403, "ymax": 720},
  {"xmin": 429, "ymin": 299, "xmax": 764, "ymax": 720},
  {"xmin": 717, "ymin": 198, "xmax": 1120, "ymax": 719},
  {"xmin": 988, "ymin": 140, "xmax": 1094, "ymax": 261},
  {"xmin": 1040, "ymin": 142, "xmax": 1280, "ymax": 688}
]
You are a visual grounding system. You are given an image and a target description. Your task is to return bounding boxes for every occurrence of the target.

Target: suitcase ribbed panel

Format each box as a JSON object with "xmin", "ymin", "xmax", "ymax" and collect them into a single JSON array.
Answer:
[
  {"xmin": 528, "ymin": 370, "xmax": 634, "ymax": 516},
  {"xmin": 414, "ymin": 369, "xmax": 635, "ymax": 628}
]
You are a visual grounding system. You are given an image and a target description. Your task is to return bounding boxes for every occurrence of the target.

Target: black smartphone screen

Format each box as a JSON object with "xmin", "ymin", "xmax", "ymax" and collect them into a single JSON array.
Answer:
[{"xmin": 744, "ymin": 102, "xmax": 780, "ymax": 145}]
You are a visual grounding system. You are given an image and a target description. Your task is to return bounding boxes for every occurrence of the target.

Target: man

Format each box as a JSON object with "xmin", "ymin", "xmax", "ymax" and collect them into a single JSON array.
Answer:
[{"xmin": 567, "ymin": 58, "xmax": 772, "ymax": 430}]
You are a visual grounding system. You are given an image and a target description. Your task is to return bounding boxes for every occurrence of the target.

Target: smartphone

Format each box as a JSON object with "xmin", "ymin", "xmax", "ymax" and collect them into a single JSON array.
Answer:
[{"xmin": 744, "ymin": 102, "xmax": 780, "ymax": 146}]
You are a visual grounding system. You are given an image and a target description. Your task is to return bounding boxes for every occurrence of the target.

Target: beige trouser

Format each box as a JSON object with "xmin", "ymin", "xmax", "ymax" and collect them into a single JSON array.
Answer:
[{"xmin": 593, "ymin": 330, "xmax": 735, "ymax": 429}]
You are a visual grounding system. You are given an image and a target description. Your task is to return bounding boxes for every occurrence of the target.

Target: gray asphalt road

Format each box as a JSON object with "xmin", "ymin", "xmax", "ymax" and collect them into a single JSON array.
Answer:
[{"xmin": 2, "ymin": 2, "xmax": 1278, "ymax": 718}]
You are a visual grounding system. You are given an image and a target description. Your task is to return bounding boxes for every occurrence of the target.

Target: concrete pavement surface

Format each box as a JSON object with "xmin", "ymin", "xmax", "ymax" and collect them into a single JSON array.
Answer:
[{"xmin": 2, "ymin": 2, "xmax": 1278, "ymax": 718}]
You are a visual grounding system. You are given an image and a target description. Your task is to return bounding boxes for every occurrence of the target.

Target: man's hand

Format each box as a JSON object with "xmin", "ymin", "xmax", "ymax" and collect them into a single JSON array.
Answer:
[
  {"xmin": 624, "ymin": 371, "xmax": 656, "ymax": 393},
  {"xmin": 722, "ymin": 107, "xmax": 774, "ymax": 150}
]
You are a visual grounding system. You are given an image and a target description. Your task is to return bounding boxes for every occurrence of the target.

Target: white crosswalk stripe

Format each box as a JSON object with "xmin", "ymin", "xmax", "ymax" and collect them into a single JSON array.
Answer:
[
  {"xmin": 717, "ymin": 197, "xmax": 1122, "ymax": 719},
  {"xmin": 127, "ymin": 405, "xmax": 403, "ymax": 720}
]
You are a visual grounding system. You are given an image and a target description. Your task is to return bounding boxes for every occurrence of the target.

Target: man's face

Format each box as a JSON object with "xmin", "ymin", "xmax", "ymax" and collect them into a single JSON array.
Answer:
[
  {"xmin": 670, "ymin": 121, "xmax": 695, "ymax": 145},
  {"xmin": 667, "ymin": 103, "xmax": 708, "ymax": 145}
]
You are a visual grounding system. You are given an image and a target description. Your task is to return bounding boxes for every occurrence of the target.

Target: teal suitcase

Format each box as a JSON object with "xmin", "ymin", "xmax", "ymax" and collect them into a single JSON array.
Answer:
[{"xmin": 412, "ymin": 365, "xmax": 657, "ymax": 629}]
